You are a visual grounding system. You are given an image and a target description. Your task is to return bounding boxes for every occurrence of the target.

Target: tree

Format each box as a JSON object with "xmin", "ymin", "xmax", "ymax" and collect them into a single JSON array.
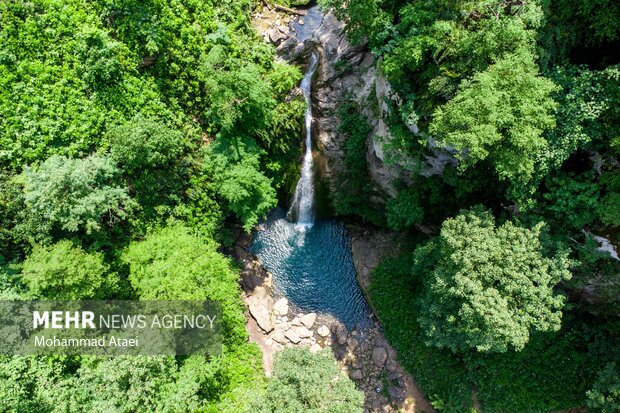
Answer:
[
  {"xmin": 417, "ymin": 208, "xmax": 571, "ymax": 353},
  {"xmin": 76, "ymin": 27, "xmax": 126, "ymax": 90},
  {"xmin": 106, "ymin": 115, "xmax": 190, "ymax": 218},
  {"xmin": 429, "ymin": 51, "xmax": 559, "ymax": 202},
  {"xmin": 251, "ymin": 348, "xmax": 364, "ymax": 412},
  {"xmin": 17, "ymin": 154, "xmax": 133, "ymax": 240},
  {"xmin": 587, "ymin": 363, "xmax": 620, "ymax": 412},
  {"xmin": 122, "ymin": 223, "xmax": 247, "ymax": 346},
  {"xmin": 72, "ymin": 356, "xmax": 181, "ymax": 413},
  {"xmin": 200, "ymin": 46, "xmax": 276, "ymax": 139},
  {"xmin": 542, "ymin": 172, "xmax": 601, "ymax": 232},
  {"xmin": 106, "ymin": 114, "xmax": 187, "ymax": 173},
  {"xmin": 21, "ymin": 240, "xmax": 115, "ymax": 300},
  {"xmin": 202, "ymin": 138, "xmax": 277, "ymax": 231}
]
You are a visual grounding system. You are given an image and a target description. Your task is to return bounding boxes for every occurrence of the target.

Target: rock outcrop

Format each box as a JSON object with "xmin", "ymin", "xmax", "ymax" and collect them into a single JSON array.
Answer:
[
  {"xmin": 256, "ymin": 5, "xmax": 408, "ymax": 198},
  {"xmin": 247, "ymin": 287, "xmax": 275, "ymax": 333}
]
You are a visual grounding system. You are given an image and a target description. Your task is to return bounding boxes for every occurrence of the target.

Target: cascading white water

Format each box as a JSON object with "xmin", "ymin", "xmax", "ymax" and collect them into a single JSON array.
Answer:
[{"xmin": 288, "ymin": 52, "xmax": 319, "ymax": 230}]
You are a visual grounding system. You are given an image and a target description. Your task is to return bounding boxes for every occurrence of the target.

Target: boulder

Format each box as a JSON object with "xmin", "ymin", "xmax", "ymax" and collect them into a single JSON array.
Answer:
[
  {"xmin": 284, "ymin": 329, "xmax": 301, "ymax": 344},
  {"xmin": 388, "ymin": 386, "xmax": 405, "ymax": 401},
  {"xmin": 296, "ymin": 326, "xmax": 313, "ymax": 338},
  {"xmin": 346, "ymin": 337, "xmax": 359, "ymax": 350},
  {"xmin": 317, "ymin": 325, "xmax": 330, "ymax": 337},
  {"xmin": 300, "ymin": 312, "xmax": 317, "ymax": 328},
  {"xmin": 349, "ymin": 369, "xmax": 363, "ymax": 380},
  {"xmin": 388, "ymin": 371, "xmax": 402, "ymax": 381},
  {"xmin": 300, "ymin": 338, "xmax": 315, "ymax": 346},
  {"xmin": 273, "ymin": 298, "xmax": 289, "ymax": 316},
  {"xmin": 372, "ymin": 347, "xmax": 387, "ymax": 366},
  {"xmin": 333, "ymin": 323, "xmax": 348, "ymax": 345},
  {"xmin": 309, "ymin": 343, "xmax": 323, "ymax": 354},
  {"xmin": 268, "ymin": 27, "xmax": 288, "ymax": 45},
  {"xmin": 271, "ymin": 331, "xmax": 288, "ymax": 345},
  {"xmin": 385, "ymin": 360, "xmax": 398, "ymax": 372},
  {"xmin": 247, "ymin": 287, "xmax": 274, "ymax": 333}
]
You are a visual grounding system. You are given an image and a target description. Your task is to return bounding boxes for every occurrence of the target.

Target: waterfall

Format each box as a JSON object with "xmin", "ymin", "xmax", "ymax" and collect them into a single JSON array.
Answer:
[{"xmin": 288, "ymin": 52, "xmax": 319, "ymax": 230}]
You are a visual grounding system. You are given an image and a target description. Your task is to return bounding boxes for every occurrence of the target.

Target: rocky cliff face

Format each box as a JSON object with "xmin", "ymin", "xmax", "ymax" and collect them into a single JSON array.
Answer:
[
  {"xmin": 255, "ymin": 4, "xmax": 463, "ymax": 206},
  {"xmin": 256, "ymin": 6, "xmax": 405, "ymax": 198}
]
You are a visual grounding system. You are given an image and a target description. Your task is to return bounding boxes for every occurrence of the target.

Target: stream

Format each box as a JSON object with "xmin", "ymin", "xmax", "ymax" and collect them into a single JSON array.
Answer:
[{"xmin": 251, "ymin": 45, "xmax": 373, "ymax": 328}]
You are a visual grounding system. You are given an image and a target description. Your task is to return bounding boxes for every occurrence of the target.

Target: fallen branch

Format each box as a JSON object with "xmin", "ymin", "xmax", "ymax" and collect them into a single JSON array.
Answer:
[{"xmin": 273, "ymin": 3, "xmax": 306, "ymax": 16}]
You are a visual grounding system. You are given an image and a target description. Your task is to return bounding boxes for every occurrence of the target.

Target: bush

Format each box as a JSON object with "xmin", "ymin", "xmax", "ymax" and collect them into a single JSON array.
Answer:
[
  {"xmin": 251, "ymin": 348, "xmax": 364, "ymax": 412},
  {"xmin": 21, "ymin": 240, "xmax": 116, "ymax": 300}
]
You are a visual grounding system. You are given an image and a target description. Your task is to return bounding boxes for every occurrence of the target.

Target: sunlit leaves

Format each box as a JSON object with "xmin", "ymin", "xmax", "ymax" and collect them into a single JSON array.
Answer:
[
  {"xmin": 21, "ymin": 240, "xmax": 114, "ymax": 300},
  {"xmin": 430, "ymin": 51, "xmax": 558, "ymax": 201},
  {"xmin": 18, "ymin": 155, "xmax": 133, "ymax": 240},
  {"xmin": 417, "ymin": 208, "xmax": 571, "ymax": 353}
]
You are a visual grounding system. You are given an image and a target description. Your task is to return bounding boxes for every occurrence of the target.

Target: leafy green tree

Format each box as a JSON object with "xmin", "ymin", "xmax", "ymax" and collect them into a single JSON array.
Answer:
[
  {"xmin": 76, "ymin": 27, "xmax": 127, "ymax": 90},
  {"xmin": 0, "ymin": 260, "xmax": 29, "ymax": 300},
  {"xmin": 251, "ymin": 348, "xmax": 364, "ymax": 412},
  {"xmin": 0, "ymin": 356, "xmax": 63, "ymax": 412},
  {"xmin": 17, "ymin": 154, "xmax": 133, "ymax": 240},
  {"xmin": 202, "ymin": 138, "xmax": 277, "ymax": 231},
  {"xmin": 386, "ymin": 187, "xmax": 424, "ymax": 230},
  {"xmin": 122, "ymin": 223, "xmax": 247, "ymax": 345},
  {"xmin": 429, "ymin": 51, "xmax": 558, "ymax": 202},
  {"xmin": 417, "ymin": 208, "xmax": 571, "ymax": 353},
  {"xmin": 21, "ymin": 240, "xmax": 115, "ymax": 300},
  {"xmin": 319, "ymin": 0, "xmax": 387, "ymax": 46},
  {"xmin": 599, "ymin": 170, "xmax": 620, "ymax": 228},
  {"xmin": 541, "ymin": 66, "xmax": 608, "ymax": 174},
  {"xmin": 106, "ymin": 115, "xmax": 190, "ymax": 219},
  {"xmin": 587, "ymin": 363, "xmax": 620, "ymax": 412},
  {"xmin": 599, "ymin": 193, "xmax": 620, "ymax": 227},
  {"xmin": 541, "ymin": 0, "xmax": 620, "ymax": 65},
  {"xmin": 106, "ymin": 114, "xmax": 188, "ymax": 172},
  {"xmin": 542, "ymin": 172, "xmax": 601, "ymax": 232},
  {"xmin": 121, "ymin": 224, "xmax": 264, "ymax": 408},
  {"xmin": 201, "ymin": 46, "xmax": 276, "ymax": 139},
  {"xmin": 73, "ymin": 356, "xmax": 182, "ymax": 413}
]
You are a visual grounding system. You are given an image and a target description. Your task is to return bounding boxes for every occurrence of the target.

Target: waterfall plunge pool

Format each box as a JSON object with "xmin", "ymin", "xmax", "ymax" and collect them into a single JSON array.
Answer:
[
  {"xmin": 251, "ymin": 208, "xmax": 373, "ymax": 328},
  {"xmin": 251, "ymin": 43, "xmax": 372, "ymax": 329}
]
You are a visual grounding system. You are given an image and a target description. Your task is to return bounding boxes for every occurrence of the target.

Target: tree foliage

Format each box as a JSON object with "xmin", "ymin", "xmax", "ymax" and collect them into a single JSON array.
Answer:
[
  {"xmin": 0, "ymin": 0, "xmax": 301, "ymax": 410},
  {"xmin": 202, "ymin": 138, "xmax": 277, "ymax": 231},
  {"xmin": 106, "ymin": 115, "xmax": 188, "ymax": 173},
  {"xmin": 417, "ymin": 208, "xmax": 571, "ymax": 353},
  {"xmin": 16, "ymin": 154, "xmax": 133, "ymax": 241},
  {"xmin": 429, "ymin": 51, "xmax": 558, "ymax": 201},
  {"xmin": 21, "ymin": 240, "xmax": 114, "ymax": 300},
  {"xmin": 251, "ymin": 348, "xmax": 364, "ymax": 412},
  {"xmin": 324, "ymin": 0, "xmax": 620, "ymax": 410},
  {"xmin": 587, "ymin": 363, "xmax": 620, "ymax": 413},
  {"xmin": 122, "ymin": 223, "xmax": 247, "ymax": 346}
]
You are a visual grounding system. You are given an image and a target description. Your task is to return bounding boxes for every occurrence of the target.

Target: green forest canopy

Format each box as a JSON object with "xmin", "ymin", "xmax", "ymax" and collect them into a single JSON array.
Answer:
[
  {"xmin": 1, "ymin": 0, "xmax": 619, "ymax": 411},
  {"xmin": 0, "ymin": 0, "xmax": 309, "ymax": 411},
  {"xmin": 321, "ymin": 0, "xmax": 620, "ymax": 411}
]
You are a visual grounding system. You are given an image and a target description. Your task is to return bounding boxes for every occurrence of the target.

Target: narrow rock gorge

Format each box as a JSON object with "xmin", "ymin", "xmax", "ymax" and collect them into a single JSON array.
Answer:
[{"xmin": 249, "ymin": 4, "xmax": 437, "ymax": 412}]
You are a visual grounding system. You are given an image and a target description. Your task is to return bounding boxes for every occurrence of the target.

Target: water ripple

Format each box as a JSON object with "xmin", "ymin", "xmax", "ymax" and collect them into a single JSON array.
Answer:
[{"xmin": 251, "ymin": 208, "xmax": 373, "ymax": 328}]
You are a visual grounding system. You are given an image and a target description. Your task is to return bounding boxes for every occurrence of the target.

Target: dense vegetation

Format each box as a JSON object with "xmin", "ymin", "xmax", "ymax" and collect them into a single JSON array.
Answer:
[
  {"xmin": 250, "ymin": 348, "xmax": 364, "ymax": 412},
  {"xmin": 2, "ymin": 0, "xmax": 619, "ymax": 411},
  {"xmin": 322, "ymin": 0, "xmax": 620, "ymax": 411},
  {"xmin": 0, "ymin": 0, "xmax": 316, "ymax": 411}
]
